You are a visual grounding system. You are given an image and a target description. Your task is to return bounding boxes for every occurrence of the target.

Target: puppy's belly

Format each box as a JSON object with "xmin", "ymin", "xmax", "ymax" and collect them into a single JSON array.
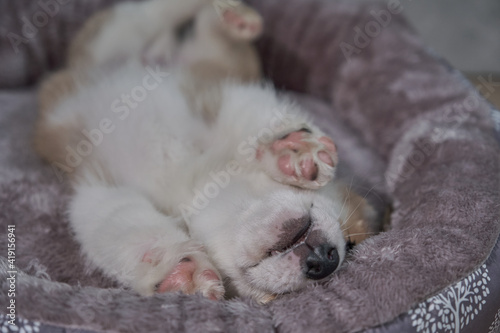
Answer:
[{"xmin": 65, "ymin": 67, "xmax": 209, "ymax": 207}]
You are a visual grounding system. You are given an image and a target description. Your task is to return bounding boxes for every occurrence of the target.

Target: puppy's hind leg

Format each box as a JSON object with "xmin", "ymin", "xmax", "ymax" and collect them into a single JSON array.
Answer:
[
  {"xmin": 213, "ymin": 0, "xmax": 263, "ymax": 40},
  {"xmin": 70, "ymin": 182, "xmax": 224, "ymax": 299}
]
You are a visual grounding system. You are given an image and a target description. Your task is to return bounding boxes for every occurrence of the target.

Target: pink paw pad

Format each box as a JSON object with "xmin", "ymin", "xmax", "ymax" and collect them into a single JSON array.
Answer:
[
  {"xmin": 156, "ymin": 258, "xmax": 196, "ymax": 293},
  {"xmin": 277, "ymin": 154, "xmax": 295, "ymax": 176},
  {"xmin": 271, "ymin": 131, "xmax": 337, "ymax": 182},
  {"xmin": 152, "ymin": 257, "xmax": 223, "ymax": 300},
  {"xmin": 142, "ymin": 250, "xmax": 159, "ymax": 265},
  {"xmin": 271, "ymin": 131, "xmax": 306, "ymax": 152},
  {"xmin": 221, "ymin": 8, "xmax": 262, "ymax": 39}
]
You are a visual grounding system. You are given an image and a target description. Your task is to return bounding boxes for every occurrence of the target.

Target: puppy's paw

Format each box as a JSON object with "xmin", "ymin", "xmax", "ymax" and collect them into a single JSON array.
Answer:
[
  {"xmin": 259, "ymin": 129, "xmax": 338, "ymax": 189},
  {"xmin": 153, "ymin": 254, "xmax": 224, "ymax": 300},
  {"xmin": 214, "ymin": 0, "xmax": 263, "ymax": 40},
  {"xmin": 133, "ymin": 241, "xmax": 225, "ymax": 300}
]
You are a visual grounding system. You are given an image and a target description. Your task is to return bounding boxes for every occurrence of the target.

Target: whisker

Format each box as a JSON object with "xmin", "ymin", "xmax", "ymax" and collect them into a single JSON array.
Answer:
[
  {"xmin": 337, "ymin": 176, "xmax": 354, "ymax": 226},
  {"xmin": 343, "ymin": 231, "xmax": 377, "ymax": 238},
  {"xmin": 342, "ymin": 184, "xmax": 378, "ymax": 224},
  {"xmin": 348, "ymin": 182, "xmax": 385, "ymax": 203}
]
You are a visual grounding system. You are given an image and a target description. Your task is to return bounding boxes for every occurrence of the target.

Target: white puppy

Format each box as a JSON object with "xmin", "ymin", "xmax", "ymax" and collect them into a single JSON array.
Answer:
[{"xmin": 35, "ymin": 0, "xmax": 375, "ymax": 303}]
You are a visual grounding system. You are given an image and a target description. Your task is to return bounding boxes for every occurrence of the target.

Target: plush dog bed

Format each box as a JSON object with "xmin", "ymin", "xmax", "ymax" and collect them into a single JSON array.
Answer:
[{"xmin": 1, "ymin": 0, "xmax": 500, "ymax": 332}]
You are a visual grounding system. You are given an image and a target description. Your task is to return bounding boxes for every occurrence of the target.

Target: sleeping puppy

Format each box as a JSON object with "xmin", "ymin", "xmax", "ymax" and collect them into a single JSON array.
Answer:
[{"xmin": 34, "ymin": 0, "xmax": 377, "ymax": 303}]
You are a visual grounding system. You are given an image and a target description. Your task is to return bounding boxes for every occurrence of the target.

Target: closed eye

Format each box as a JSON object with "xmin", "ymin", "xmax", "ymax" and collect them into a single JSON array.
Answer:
[
  {"xmin": 175, "ymin": 18, "xmax": 195, "ymax": 42},
  {"xmin": 267, "ymin": 217, "xmax": 312, "ymax": 256}
]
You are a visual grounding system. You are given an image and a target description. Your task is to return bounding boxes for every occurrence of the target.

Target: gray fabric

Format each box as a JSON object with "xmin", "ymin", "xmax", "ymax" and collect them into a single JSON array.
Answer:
[
  {"xmin": 0, "ymin": 0, "xmax": 125, "ymax": 88},
  {"xmin": 249, "ymin": 1, "xmax": 500, "ymax": 332},
  {"xmin": 0, "ymin": 90, "xmax": 499, "ymax": 333},
  {"xmin": 1, "ymin": 0, "xmax": 500, "ymax": 332}
]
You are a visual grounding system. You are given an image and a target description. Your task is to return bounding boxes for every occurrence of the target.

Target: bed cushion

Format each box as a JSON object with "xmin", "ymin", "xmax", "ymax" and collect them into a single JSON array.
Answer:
[{"xmin": 1, "ymin": 0, "xmax": 499, "ymax": 332}]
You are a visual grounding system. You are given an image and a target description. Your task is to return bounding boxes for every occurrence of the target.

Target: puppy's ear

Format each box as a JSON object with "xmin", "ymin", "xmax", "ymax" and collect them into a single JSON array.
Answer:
[{"xmin": 339, "ymin": 185, "xmax": 378, "ymax": 245}]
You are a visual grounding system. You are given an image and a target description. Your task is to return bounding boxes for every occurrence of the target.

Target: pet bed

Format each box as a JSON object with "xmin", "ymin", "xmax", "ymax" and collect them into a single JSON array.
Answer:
[{"xmin": 1, "ymin": 0, "xmax": 500, "ymax": 332}]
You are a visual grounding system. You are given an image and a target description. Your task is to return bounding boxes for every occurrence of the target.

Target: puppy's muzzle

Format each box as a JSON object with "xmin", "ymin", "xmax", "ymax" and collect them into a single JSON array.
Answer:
[
  {"xmin": 304, "ymin": 243, "xmax": 339, "ymax": 280},
  {"xmin": 271, "ymin": 215, "xmax": 341, "ymax": 280}
]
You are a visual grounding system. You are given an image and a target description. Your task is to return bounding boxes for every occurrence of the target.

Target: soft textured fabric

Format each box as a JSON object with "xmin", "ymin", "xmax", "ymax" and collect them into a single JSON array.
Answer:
[{"xmin": 1, "ymin": 0, "xmax": 500, "ymax": 332}]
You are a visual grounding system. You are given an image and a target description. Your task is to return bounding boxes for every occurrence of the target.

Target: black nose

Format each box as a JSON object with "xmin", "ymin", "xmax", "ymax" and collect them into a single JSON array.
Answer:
[{"xmin": 304, "ymin": 244, "xmax": 339, "ymax": 280}]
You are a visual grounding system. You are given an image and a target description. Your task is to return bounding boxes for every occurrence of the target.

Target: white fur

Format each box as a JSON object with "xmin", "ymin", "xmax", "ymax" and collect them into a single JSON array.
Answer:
[
  {"xmin": 46, "ymin": 0, "xmax": 349, "ymax": 303},
  {"xmin": 89, "ymin": 0, "xmax": 209, "ymax": 67}
]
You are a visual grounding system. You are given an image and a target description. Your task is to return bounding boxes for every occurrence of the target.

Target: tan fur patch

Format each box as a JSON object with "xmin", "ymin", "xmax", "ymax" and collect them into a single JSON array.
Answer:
[
  {"xmin": 33, "ymin": 113, "xmax": 78, "ymax": 171},
  {"xmin": 38, "ymin": 69, "xmax": 77, "ymax": 115},
  {"xmin": 35, "ymin": 71, "xmax": 86, "ymax": 173},
  {"xmin": 340, "ymin": 186, "xmax": 377, "ymax": 245},
  {"xmin": 68, "ymin": 9, "xmax": 113, "ymax": 68}
]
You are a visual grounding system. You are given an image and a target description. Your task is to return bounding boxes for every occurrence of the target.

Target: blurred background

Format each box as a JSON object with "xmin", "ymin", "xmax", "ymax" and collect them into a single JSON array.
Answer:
[{"xmin": 400, "ymin": 0, "xmax": 500, "ymax": 107}]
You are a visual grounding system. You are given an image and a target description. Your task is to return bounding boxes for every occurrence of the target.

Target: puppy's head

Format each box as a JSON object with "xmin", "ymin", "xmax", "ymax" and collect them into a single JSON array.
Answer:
[{"xmin": 188, "ymin": 181, "xmax": 346, "ymax": 303}]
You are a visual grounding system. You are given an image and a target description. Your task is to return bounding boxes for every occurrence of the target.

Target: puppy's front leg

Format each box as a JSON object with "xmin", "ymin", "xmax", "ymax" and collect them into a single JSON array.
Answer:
[
  {"xmin": 69, "ymin": 184, "xmax": 224, "ymax": 299},
  {"xmin": 257, "ymin": 128, "xmax": 339, "ymax": 190},
  {"xmin": 216, "ymin": 91, "xmax": 339, "ymax": 189}
]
